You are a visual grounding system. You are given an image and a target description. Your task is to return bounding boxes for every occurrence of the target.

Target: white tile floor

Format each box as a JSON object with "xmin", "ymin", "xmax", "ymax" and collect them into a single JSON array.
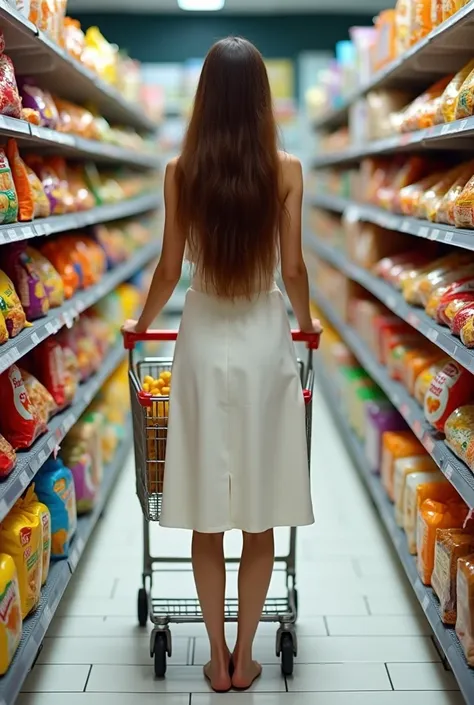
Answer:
[{"xmin": 17, "ymin": 385, "xmax": 465, "ymax": 704}]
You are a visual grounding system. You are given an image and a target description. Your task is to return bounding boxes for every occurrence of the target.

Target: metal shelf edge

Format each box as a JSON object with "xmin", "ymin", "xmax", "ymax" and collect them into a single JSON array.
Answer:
[
  {"xmin": 310, "ymin": 194, "xmax": 474, "ymax": 253},
  {"xmin": 314, "ymin": 360, "xmax": 474, "ymax": 704},
  {"xmin": 0, "ymin": 433, "xmax": 132, "ymax": 705},
  {"xmin": 309, "ymin": 285, "xmax": 474, "ymax": 510}
]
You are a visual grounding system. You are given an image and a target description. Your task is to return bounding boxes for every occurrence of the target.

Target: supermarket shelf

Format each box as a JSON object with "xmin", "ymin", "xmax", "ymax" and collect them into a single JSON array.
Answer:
[
  {"xmin": 311, "ymin": 193, "xmax": 474, "ymax": 252},
  {"xmin": 0, "ymin": 192, "xmax": 160, "ymax": 245},
  {"xmin": 0, "ymin": 2, "xmax": 155, "ymax": 134},
  {"xmin": 0, "ymin": 238, "xmax": 161, "ymax": 374},
  {"xmin": 312, "ymin": 115, "xmax": 474, "ymax": 168},
  {"xmin": 0, "ymin": 431, "xmax": 132, "ymax": 705},
  {"xmin": 0, "ymin": 342, "xmax": 126, "ymax": 523},
  {"xmin": 306, "ymin": 234, "xmax": 474, "ymax": 374},
  {"xmin": 314, "ymin": 360, "xmax": 474, "ymax": 705},
  {"xmin": 309, "ymin": 285, "xmax": 474, "ymax": 510},
  {"xmin": 312, "ymin": 0, "xmax": 474, "ymax": 132}
]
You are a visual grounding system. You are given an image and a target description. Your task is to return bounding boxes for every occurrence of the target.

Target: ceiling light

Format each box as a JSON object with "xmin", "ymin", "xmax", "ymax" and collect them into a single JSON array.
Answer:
[{"xmin": 177, "ymin": 0, "xmax": 225, "ymax": 9}]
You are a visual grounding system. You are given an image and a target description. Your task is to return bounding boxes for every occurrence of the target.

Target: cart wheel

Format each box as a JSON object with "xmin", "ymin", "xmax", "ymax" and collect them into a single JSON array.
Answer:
[
  {"xmin": 137, "ymin": 588, "xmax": 148, "ymax": 627},
  {"xmin": 154, "ymin": 633, "xmax": 167, "ymax": 678},
  {"xmin": 280, "ymin": 633, "xmax": 294, "ymax": 676}
]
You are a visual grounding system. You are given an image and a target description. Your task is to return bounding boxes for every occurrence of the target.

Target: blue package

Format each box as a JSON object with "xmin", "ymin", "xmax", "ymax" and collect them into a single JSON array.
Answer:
[{"xmin": 34, "ymin": 458, "xmax": 77, "ymax": 560}]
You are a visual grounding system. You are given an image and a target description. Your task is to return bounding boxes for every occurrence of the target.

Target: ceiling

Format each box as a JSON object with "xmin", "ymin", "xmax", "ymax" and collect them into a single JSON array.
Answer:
[{"xmin": 68, "ymin": 0, "xmax": 391, "ymax": 13}]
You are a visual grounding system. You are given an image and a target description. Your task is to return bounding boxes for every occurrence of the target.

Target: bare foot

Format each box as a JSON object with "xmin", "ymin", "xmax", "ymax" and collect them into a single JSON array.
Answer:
[
  {"xmin": 203, "ymin": 660, "xmax": 232, "ymax": 692},
  {"xmin": 231, "ymin": 660, "xmax": 262, "ymax": 690}
]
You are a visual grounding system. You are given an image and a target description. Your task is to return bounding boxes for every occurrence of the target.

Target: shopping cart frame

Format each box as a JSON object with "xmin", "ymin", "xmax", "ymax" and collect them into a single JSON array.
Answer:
[{"xmin": 124, "ymin": 328, "xmax": 319, "ymax": 678}]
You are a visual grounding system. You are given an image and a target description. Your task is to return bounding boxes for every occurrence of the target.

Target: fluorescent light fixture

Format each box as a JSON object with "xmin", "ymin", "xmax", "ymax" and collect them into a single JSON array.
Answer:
[{"xmin": 178, "ymin": 0, "xmax": 225, "ymax": 9}]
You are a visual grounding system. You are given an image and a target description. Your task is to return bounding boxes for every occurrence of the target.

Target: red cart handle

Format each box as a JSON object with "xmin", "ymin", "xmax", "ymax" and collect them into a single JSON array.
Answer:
[{"xmin": 123, "ymin": 329, "xmax": 320, "ymax": 350}]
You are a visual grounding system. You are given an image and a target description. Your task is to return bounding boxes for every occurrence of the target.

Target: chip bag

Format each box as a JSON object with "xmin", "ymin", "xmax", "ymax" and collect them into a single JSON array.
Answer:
[
  {"xmin": 0, "ymin": 497, "xmax": 42, "ymax": 618},
  {"xmin": 25, "ymin": 487, "xmax": 51, "ymax": 586},
  {"xmin": 0, "ymin": 270, "xmax": 27, "ymax": 338},
  {"xmin": 425, "ymin": 360, "xmax": 474, "ymax": 432},
  {"xmin": 452, "ymin": 302, "xmax": 474, "ymax": 337},
  {"xmin": 35, "ymin": 457, "xmax": 77, "ymax": 559},
  {"xmin": 19, "ymin": 368, "xmax": 56, "ymax": 425},
  {"xmin": 436, "ymin": 164, "xmax": 474, "ymax": 225},
  {"xmin": 0, "ymin": 34, "xmax": 21, "ymax": 119},
  {"xmin": 0, "ymin": 365, "xmax": 46, "ymax": 449},
  {"xmin": 436, "ymin": 60, "xmax": 474, "ymax": 123},
  {"xmin": 29, "ymin": 338, "xmax": 67, "ymax": 410},
  {"xmin": 0, "ymin": 553, "xmax": 22, "ymax": 675},
  {"xmin": 0, "ymin": 149, "xmax": 18, "ymax": 225},
  {"xmin": 39, "ymin": 240, "xmax": 80, "ymax": 299},
  {"xmin": 2, "ymin": 245, "xmax": 49, "ymax": 320},
  {"xmin": 26, "ymin": 247, "xmax": 64, "ymax": 309}
]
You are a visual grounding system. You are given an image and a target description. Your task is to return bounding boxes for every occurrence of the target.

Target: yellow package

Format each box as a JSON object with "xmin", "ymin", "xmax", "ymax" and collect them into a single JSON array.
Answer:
[
  {"xmin": 455, "ymin": 65, "xmax": 474, "ymax": 120},
  {"xmin": 454, "ymin": 176, "xmax": 474, "ymax": 228},
  {"xmin": 436, "ymin": 60, "xmax": 474, "ymax": 123},
  {"xmin": 0, "ymin": 554, "xmax": 22, "ymax": 675},
  {"xmin": 0, "ymin": 314, "xmax": 7, "ymax": 345},
  {"xmin": 436, "ymin": 164, "xmax": 474, "ymax": 224},
  {"xmin": 443, "ymin": 0, "xmax": 469, "ymax": 21},
  {"xmin": 0, "ymin": 498, "xmax": 42, "ymax": 618},
  {"xmin": 0, "ymin": 270, "xmax": 27, "ymax": 339},
  {"xmin": 25, "ymin": 486, "xmax": 51, "ymax": 586}
]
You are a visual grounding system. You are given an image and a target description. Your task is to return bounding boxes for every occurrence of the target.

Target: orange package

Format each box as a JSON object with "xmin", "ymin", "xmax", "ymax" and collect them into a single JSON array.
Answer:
[
  {"xmin": 436, "ymin": 60, "xmax": 474, "ymax": 123},
  {"xmin": 403, "ymin": 348, "xmax": 444, "ymax": 394},
  {"xmin": 418, "ymin": 164, "xmax": 467, "ymax": 220},
  {"xmin": 400, "ymin": 77, "xmax": 452, "ymax": 132},
  {"xmin": 456, "ymin": 554, "xmax": 474, "ymax": 665},
  {"xmin": 432, "ymin": 528, "xmax": 474, "ymax": 624},
  {"xmin": 395, "ymin": 0, "xmax": 413, "ymax": 55},
  {"xmin": 60, "ymin": 235, "xmax": 106, "ymax": 288},
  {"xmin": 39, "ymin": 241, "xmax": 79, "ymax": 299},
  {"xmin": 431, "ymin": 0, "xmax": 443, "ymax": 26},
  {"xmin": 410, "ymin": 0, "xmax": 433, "ymax": 46},
  {"xmin": 399, "ymin": 172, "xmax": 442, "ymax": 216},
  {"xmin": 373, "ymin": 10, "xmax": 397, "ymax": 71},
  {"xmin": 443, "ymin": 0, "xmax": 469, "ymax": 22},
  {"xmin": 417, "ymin": 498, "xmax": 468, "ymax": 585},
  {"xmin": 381, "ymin": 430, "xmax": 426, "ymax": 501}
]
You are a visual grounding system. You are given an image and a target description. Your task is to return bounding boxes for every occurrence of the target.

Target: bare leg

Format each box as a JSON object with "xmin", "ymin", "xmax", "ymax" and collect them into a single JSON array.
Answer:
[
  {"xmin": 232, "ymin": 529, "xmax": 274, "ymax": 689},
  {"xmin": 192, "ymin": 531, "xmax": 231, "ymax": 692}
]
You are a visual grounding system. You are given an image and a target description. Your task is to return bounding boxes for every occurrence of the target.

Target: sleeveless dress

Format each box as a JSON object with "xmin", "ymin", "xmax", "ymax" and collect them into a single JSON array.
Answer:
[{"xmin": 159, "ymin": 271, "xmax": 315, "ymax": 533}]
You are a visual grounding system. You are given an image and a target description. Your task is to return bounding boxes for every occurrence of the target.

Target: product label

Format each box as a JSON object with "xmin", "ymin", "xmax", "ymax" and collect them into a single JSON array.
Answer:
[{"xmin": 9, "ymin": 368, "xmax": 33, "ymax": 422}]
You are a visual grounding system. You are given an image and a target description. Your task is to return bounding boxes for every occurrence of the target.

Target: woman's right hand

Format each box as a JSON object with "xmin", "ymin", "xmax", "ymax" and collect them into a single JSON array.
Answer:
[{"xmin": 300, "ymin": 318, "xmax": 323, "ymax": 334}]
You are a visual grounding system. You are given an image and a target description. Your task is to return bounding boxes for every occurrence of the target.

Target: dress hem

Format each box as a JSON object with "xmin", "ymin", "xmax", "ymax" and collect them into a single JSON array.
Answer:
[{"xmin": 158, "ymin": 518, "xmax": 315, "ymax": 533}]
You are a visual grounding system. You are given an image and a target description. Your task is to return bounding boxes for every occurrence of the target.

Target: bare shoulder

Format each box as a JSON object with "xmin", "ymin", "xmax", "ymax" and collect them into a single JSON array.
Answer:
[
  {"xmin": 165, "ymin": 157, "xmax": 179, "ymax": 179},
  {"xmin": 278, "ymin": 151, "xmax": 303, "ymax": 196}
]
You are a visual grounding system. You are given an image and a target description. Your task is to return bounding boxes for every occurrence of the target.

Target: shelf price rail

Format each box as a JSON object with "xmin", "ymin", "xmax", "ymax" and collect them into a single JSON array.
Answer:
[
  {"xmin": 308, "ymin": 281, "xmax": 474, "ymax": 511},
  {"xmin": 314, "ymin": 358, "xmax": 474, "ymax": 705}
]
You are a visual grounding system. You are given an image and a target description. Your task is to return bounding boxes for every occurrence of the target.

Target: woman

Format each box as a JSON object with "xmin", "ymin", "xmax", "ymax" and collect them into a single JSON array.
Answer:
[{"xmin": 123, "ymin": 36, "xmax": 318, "ymax": 692}]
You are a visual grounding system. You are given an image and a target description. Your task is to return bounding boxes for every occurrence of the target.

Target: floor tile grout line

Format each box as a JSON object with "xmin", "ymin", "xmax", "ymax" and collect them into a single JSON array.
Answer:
[
  {"xmin": 323, "ymin": 616, "xmax": 330, "ymax": 636},
  {"xmin": 82, "ymin": 664, "xmax": 93, "ymax": 693}
]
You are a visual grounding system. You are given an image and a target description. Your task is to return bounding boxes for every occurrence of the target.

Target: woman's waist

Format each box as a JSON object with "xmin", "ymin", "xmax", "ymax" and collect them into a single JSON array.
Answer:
[{"xmin": 190, "ymin": 274, "xmax": 279, "ymax": 296}]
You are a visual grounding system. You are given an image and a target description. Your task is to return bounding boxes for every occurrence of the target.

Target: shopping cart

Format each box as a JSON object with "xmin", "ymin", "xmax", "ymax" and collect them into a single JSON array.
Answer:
[{"xmin": 123, "ymin": 329, "xmax": 319, "ymax": 678}]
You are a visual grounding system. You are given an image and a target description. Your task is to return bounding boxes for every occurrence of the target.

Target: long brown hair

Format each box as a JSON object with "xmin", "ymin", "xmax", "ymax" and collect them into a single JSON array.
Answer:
[{"xmin": 176, "ymin": 36, "xmax": 282, "ymax": 299}]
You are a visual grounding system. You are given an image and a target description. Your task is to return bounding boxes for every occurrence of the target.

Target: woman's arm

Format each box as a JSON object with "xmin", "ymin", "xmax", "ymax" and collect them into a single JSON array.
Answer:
[
  {"xmin": 279, "ymin": 156, "xmax": 319, "ymax": 333},
  {"xmin": 123, "ymin": 160, "xmax": 186, "ymax": 333}
]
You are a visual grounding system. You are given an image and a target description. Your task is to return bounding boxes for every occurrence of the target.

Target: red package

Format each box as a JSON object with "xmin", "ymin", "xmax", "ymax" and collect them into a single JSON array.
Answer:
[
  {"xmin": 437, "ymin": 278, "xmax": 474, "ymax": 325},
  {"xmin": 424, "ymin": 360, "xmax": 474, "ymax": 432},
  {"xmin": 0, "ymin": 433, "xmax": 15, "ymax": 477},
  {"xmin": 376, "ymin": 318, "xmax": 411, "ymax": 364},
  {"xmin": 0, "ymin": 33, "xmax": 21, "ymax": 119},
  {"xmin": 452, "ymin": 303, "xmax": 474, "ymax": 337},
  {"xmin": 0, "ymin": 365, "xmax": 46, "ymax": 449},
  {"xmin": 29, "ymin": 339, "xmax": 67, "ymax": 410}
]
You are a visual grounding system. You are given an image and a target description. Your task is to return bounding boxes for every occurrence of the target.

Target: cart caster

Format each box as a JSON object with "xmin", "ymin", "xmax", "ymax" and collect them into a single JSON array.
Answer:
[
  {"xmin": 153, "ymin": 633, "xmax": 168, "ymax": 678},
  {"xmin": 137, "ymin": 588, "xmax": 148, "ymax": 627},
  {"xmin": 280, "ymin": 633, "xmax": 294, "ymax": 676}
]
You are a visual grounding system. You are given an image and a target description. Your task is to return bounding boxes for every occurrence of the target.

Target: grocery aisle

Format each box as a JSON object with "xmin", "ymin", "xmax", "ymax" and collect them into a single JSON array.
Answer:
[{"xmin": 16, "ymin": 379, "xmax": 463, "ymax": 704}]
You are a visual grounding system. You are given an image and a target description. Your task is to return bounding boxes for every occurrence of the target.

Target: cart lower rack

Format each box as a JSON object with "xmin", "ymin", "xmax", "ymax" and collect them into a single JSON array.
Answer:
[{"xmin": 123, "ymin": 328, "xmax": 320, "ymax": 678}]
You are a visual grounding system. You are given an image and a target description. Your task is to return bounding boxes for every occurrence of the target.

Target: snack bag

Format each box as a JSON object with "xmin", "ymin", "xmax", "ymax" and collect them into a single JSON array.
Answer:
[
  {"xmin": 381, "ymin": 430, "xmax": 425, "ymax": 501},
  {"xmin": 403, "ymin": 472, "xmax": 450, "ymax": 553},
  {"xmin": 0, "ymin": 149, "xmax": 18, "ymax": 225},
  {"xmin": 2, "ymin": 244, "xmax": 49, "ymax": 320},
  {"xmin": 17, "ymin": 79, "xmax": 58, "ymax": 129},
  {"xmin": 19, "ymin": 368, "xmax": 56, "ymax": 425},
  {"xmin": 44, "ymin": 157, "xmax": 75, "ymax": 213},
  {"xmin": 399, "ymin": 173, "xmax": 442, "ymax": 217},
  {"xmin": 453, "ymin": 175, "xmax": 474, "ymax": 228},
  {"xmin": 414, "ymin": 357, "xmax": 450, "ymax": 405},
  {"xmin": 6, "ymin": 139, "xmax": 35, "ymax": 222},
  {"xmin": 432, "ymin": 529, "xmax": 474, "ymax": 624},
  {"xmin": 39, "ymin": 241, "xmax": 79, "ymax": 299},
  {"xmin": 0, "ymin": 365, "xmax": 46, "ymax": 449},
  {"xmin": 56, "ymin": 331, "xmax": 79, "ymax": 406},
  {"xmin": 436, "ymin": 165, "xmax": 474, "ymax": 225},
  {"xmin": 24, "ymin": 156, "xmax": 67, "ymax": 215},
  {"xmin": 0, "ymin": 554, "xmax": 22, "ymax": 675},
  {"xmin": 452, "ymin": 302, "xmax": 474, "ymax": 337},
  {"xmin": 0, "ymin": 498, "xmax": 42, "ymax": 618},
  {"xmin": 35, "ymin": 458, "xmax": 77, "ymax": 559},
  {"xmin": 424, "ymin": 360, "xmax": 474, "ymax": 431},
  {"xmin": 0, "ymin": 35, "xmax": 21, "ymax": 119},
  {"xmin": 400, "ymin": 78, "xmax": 452, "ymax": 132},
  {"xmin": 418, "ymin": 165, "xmax": 466, "ymax": 220},
  {"xmin": 436, "ymin": 60, "xmax": 474, "ymax": 123},
  {"xmin": 410, "ymin": 0, "xmax": 433, "ymax": 45},
  {"xmin": 456, "ymin": 554, "xmax": 474, "ymax": 665},
  {"xmin": 461, "ymin": 317, "xmax": 474, "ymax": 348},
  {"xmin": 23, "ymin": 486, "xmax": 51, "ymax": 586},
  {"xmin": 61, "ymin": 413, "xmax": 103, "ymax": 514},
  {"xmin": 436, "ymin": 278, "xmax": 474, "ymax": 325},
  {"xmin": 0, "ymin": 270, "xmax": 27, "ymax": 338},
  {"xmin": 29, "ymin": 338, "xmax": 67, "ymax": 410},
  {"xmin": 394, "ymin": 455, "xmax": 437, "ymax": 526},
  {"xmin": 61, "ymin": 17, "xmax": 85, "ymax": 61},
  {"xmin": 0, "ymin": 314, "xmax": 6, "ymax": 345},
  {"xmin": 0, "ymin": 434, "xmax": 15, "ymax": 478},
  {"xmin": 67, "ymin": 165, "xmax": 95, "ymax": 211},
  {"xmin": 455, "ymin": 63, "xmax": 474, "ymax": 120},
  {"xmin": 403, "ymin": 348, "xmax": 444, "ymax": 393},
  {"xmin": 25, "ymin": 247, "xmax": 64, "ymax": 308}
]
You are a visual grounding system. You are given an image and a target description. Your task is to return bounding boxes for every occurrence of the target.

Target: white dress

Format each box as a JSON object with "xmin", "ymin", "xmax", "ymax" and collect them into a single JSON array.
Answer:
[{"xmin": 159, "ymin": 274, "xmax": 314, "ymax": 533}]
